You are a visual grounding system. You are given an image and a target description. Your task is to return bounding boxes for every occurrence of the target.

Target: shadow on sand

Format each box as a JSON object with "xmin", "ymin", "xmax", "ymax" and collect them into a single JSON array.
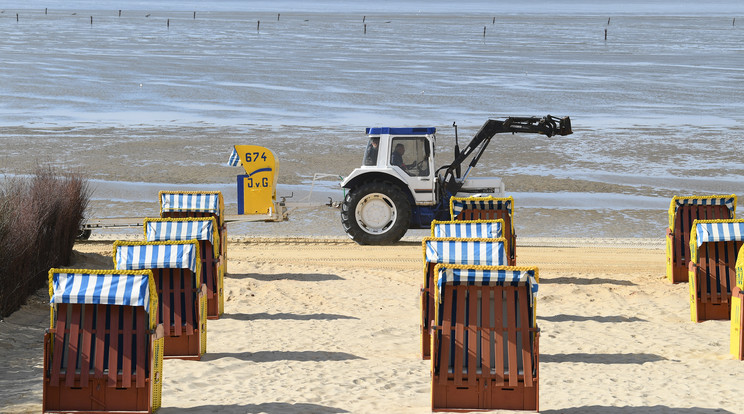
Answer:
[
  {"xmin": 540, "ymin": 352, "xmax": 666, "ymax": 364},
  {"xmin": 228, "ymin": 272, "xmax": 344, "ymax": 282},
  {"xmin": 540, "ymin": 276, "xmax": 636, "ymax": 286},
  {"xmin": 221, "ymin": 312, "xmax": 358, "ymax": 321},
  {"xmin": 538, "ymin": 314, "xmax": 646, "ymax": 323},
  {"xmin": 200, "ymin": 350, "xmax": 364, "ymax": 363},
  {"xmin": 541, "ymin": 406, "xmax": 732, "ymax": 414},
  {"xmin": 157, "ymin": 402, "xmax": 348, "ymax": 413}
]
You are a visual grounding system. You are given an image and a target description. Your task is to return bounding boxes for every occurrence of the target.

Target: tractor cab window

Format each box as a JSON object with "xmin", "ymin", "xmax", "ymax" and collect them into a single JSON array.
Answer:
[
  {"xmin": 363, "ymin": 136, "xmax": 380, "ymax": 166},
  {"xmin": 390, "ymin": 137, "xmax": 430, "ymax": 177}
]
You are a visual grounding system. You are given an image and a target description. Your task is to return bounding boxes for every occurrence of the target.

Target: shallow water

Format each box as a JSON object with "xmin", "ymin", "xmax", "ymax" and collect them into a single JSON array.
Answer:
[{"xmin": 1, "ymin": 1, "xmax": 743, "ymax": 238}]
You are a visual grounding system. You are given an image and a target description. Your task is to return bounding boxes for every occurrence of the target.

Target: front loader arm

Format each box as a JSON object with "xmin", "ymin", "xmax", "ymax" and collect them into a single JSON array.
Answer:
[{"xmin": 442, "ymin": 115, "xmax": 571, "ymax": 195}]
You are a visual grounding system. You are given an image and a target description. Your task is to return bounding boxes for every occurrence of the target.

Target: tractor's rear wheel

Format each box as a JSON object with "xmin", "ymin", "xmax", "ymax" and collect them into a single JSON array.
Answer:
[{"xmin": 341, "ymin": 181, "xmax": 411, "ymax": 245}]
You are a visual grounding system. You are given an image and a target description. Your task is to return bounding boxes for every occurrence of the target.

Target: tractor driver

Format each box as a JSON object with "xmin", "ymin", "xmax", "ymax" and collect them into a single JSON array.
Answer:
[{"xmin": 391, "ymin": 143, "xmax": 407, "ymax": 169}]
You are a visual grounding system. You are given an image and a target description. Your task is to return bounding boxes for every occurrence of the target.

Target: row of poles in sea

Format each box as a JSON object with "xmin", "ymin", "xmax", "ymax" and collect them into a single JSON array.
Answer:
[{"xmin": 4, "ymin": 9, "xmax": 740, "ymax": 38}]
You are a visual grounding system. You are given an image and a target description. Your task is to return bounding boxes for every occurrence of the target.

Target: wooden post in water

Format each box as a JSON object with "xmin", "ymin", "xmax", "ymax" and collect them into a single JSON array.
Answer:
[
  {"xmin": 364, "ymin": 23, "xmax": 367, "ymax": 34},
  {"xmin": 363, "ymin": 16, "xmax": 366, "ymax": 23},
  {"xmin": 90, "ymin": 16, "xmax": 93, "ymax": 25},
  {"xmin": 194, "ymin": 11, "xmax": 196, "ymax": 19},
  {"xmin": 608, "ymin": 17, "xmax": 611, "ymax": 25},
  {"xmin": 119, "ymin": 10, "xmax": 121, "ymax": 17},
  {"xmin": 257, "ymin": 20, "xmax": 260, "ymax": 32},
  {"xmin": 16, "ymin": 13, "xmax": 18, "ymax": 22},
  {"xmin": 45, "ymin": 8, "xmax": 47, "ymax": 15},
  {"xmin": 277, "ymin": 13, "xmax": 280, "ymax": 21},
  {"xmin": 492, "ymin": 17, "xmax": 495, "ymax": 24},
  {"xmin": 734, "ymin": 18, "xmax": 736, "ymax": 26},
  {"xmin": 167, "ymin": 19, "xmax": 170, "ymax": 29},
  {"xmin": 483, "ymin": 26, "xmax": 486, "ymax": 38},
  {"xmin": 604, "ymin": 28, "xmax": 607, "ymax": 40}
]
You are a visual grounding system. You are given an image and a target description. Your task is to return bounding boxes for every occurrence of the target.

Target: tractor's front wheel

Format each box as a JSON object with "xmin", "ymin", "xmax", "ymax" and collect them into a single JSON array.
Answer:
[{"xmin": 341, "ymin": 182, "xmax": 411, "ymax": 245}]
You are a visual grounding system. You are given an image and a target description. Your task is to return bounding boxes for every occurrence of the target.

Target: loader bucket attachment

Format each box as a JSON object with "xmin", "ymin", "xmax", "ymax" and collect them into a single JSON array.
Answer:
[
  {"xmin": 543, "ymin": 115, "xmax": 572, "ymax": 137},
  {"xmin": 557, "ymin": 116, "xmax": 572, "ymax": 136}
]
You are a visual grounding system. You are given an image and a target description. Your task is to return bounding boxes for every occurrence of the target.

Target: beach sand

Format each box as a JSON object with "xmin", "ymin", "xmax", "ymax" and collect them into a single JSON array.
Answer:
[{"xmin": 0, "ymin": 237, "xmax": 740, "ymax": 413}]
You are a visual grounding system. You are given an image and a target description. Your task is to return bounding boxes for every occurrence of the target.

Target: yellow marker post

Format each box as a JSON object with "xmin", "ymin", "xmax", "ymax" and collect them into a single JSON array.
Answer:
[
  {"xmin": 233, "ymin": 145, "xmax": 279, "ymax": 215},
  {"xmin": 732, "ymin": 245, "xmax": 744, "ymax": 359}
]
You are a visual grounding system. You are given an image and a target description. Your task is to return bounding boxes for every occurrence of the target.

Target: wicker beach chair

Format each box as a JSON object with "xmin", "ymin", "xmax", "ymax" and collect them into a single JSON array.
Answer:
[
  {"xmin": 688, "ymin": 219, "xmax": 744, "ymax": 322},
  {"xmin": 666, "ymin": 195, "xmax": 736, "ymax": 283},
  {"xmin": 113, "ymin": 240, "xmax": 207, "ymax": 360},
  {"xmin": 431, "ymin": 264, "xmax": 539, "ymax": 412},
  {"xmin": 431, "ymin": 219, "xmax": 504, "ymax": 239},
  {"xmin": 43, "ymin": 269, "xmax": 164, "ymax": 413},
  {"xmin": 450, "ymin": 196, "xmax": 517, "ymax": 265},
  {"xmin": 144, "ymin": 217, "xmax": 223, "ymax": 320},
  {"xmin": 159, "ymin": 191, "xmax": 227, "ymax": 272},
  {"xmin": 421, "ymin": 237, "xmax": 508, "ymax": 359},
  {"xmin": 731, "ymin": 245, "xmax": 744, "ymax": 360}
]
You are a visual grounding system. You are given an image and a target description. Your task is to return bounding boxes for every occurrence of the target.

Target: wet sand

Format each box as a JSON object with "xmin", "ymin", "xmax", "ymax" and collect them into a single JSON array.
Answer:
[{"xmin": 2, "ymin": 125, "xmax": 743, "ymax": 240}]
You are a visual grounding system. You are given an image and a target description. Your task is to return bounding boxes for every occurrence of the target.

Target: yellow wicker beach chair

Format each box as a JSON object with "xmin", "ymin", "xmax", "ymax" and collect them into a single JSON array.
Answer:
[
  {"xmin": 666, "ymin": 195, "xmax": 736, "ymax": 283},
  {"xmin": 688, "ymin": 219, "xmax": 744, "ymax": 322}
]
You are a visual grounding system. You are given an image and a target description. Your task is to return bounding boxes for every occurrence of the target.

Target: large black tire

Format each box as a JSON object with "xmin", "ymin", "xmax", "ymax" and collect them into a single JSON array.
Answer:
[
  {"xmin": 76, "ymin": 228, "xmax": 92, "ymax": 241},
  {"xmin": 341, "ymin": 181, "xmax": 411, "ymax": 245}
]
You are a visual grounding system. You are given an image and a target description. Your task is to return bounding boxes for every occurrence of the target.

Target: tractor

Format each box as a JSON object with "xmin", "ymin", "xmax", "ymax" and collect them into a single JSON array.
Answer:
[{"xmin": 340, "ymin": 115, "xmax": 572, "ymax": 244}]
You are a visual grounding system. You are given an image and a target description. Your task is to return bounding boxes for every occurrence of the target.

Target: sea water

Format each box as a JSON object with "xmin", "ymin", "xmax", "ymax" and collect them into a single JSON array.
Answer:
[{"xmin": 1, "ymin": 0, "xmax": 743, "ymax": 237}]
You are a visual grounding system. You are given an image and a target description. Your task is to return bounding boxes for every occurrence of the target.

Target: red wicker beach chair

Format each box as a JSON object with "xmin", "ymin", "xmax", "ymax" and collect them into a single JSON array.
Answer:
[
  {"xmin": 114, "ymin": 240, "xmax": 207, "ymax": 360},
  {"xmin": 159, "ymin": 191, "xmax": 227, "ymax": 275},
  {"xmin": 450, "ymin": 196, "xmax": 517, "ymax": 265},
  {"xmin": 43, "ymin": 269, "xmax": 163, "ymax": 413},
  {"xmin": 144, "ymin": 217, "xmax": 223, "ymax": 319},
  {"xmin": 421, "ymin": 236, "xmax": 508, "ymax": 360},
  {"xmin": 688, "ymin": 219, "xmax": 744, "ymax": 322},
  {"xmin": 666, "ymin": 195, "xmax": 736, "ymax": 283},
  {"xmin": 431, "ymin": 264, "xmax": 539, "ymax": 412}
]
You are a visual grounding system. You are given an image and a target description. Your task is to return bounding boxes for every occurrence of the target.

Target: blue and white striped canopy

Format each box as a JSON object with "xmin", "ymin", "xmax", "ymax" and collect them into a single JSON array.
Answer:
[
  {"xmin": 451, "ymin": 197, "xmax": 512, "ymax": 219},
  {"xmin": 145, "ymin": 219, "xmax": 214, "ymax": 245},
  {"xmin": 114, "ymin": 242, "xmax": 199, "ymax": 274},
  {"xmin": 432, "ymin": 220, "xmax": 503, "ymax": 239},
  {"xmin": 160, "ymin": 192, "xmax": 221, "ymax": 215},
  {"xmin": 674, "ymin": 195, "xmax": 736, "ymax": 212},
  {"xmin": 227, "ymin": 147, "xmax": 241, "ymax": 166},
  {"xmin": 425, "ymin": 238, "xmax": 507, "ymax": 265},
  {"xmin": 695, "ymin": 221, "xmax": 744, "ymax": 247},
  {"xmin": 436, "ymin": 266, "xmax": 538, "ymax": 305},
  {"xmin": 50, "ymin": 271, "xmax": 153, "ymax": 314}
]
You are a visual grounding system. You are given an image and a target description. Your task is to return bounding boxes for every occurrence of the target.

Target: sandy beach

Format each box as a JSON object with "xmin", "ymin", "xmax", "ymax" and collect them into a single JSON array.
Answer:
[
  {"xmin": 0, "ymin": 236, "xmax": 740, "ymax": 413},
  {"xmin": 1, "ymin": 4, "xmax": 743, "ymax": 412}
]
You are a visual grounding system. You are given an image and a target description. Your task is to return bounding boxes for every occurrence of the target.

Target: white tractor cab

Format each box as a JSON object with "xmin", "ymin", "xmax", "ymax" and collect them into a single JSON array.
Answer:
[{"xmin": 340, "ymin": 115, "xmax": 572, "ymax": 245}]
